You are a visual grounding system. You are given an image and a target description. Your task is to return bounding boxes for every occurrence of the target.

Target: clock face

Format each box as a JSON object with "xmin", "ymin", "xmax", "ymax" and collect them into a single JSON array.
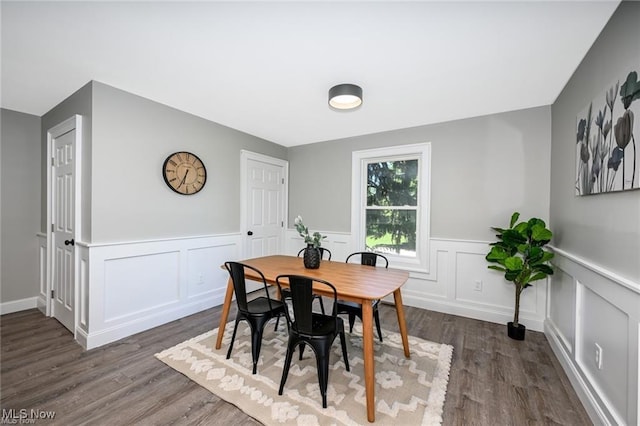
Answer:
[{"xmin": 162, "ymin": 151, "xmax": 207, "ymax": 195}]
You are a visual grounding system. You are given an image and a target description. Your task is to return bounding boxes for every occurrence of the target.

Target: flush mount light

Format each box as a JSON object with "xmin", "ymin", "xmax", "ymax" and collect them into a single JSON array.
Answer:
[{"xmin": 328, "ymin": 83, "xmax": 363, "ymax": 111}]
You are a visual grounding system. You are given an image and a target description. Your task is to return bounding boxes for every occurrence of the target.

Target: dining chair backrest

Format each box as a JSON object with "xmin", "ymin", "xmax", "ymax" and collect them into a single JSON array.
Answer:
[
  {"xmin": 346, "ymin": 251, "xmax": 389, "ymax": 268},
  {"xmin": 297, "ymin": 247, "xmax": 332, "ymax": 261},
  {"xmin": 225, "ymin": 261, "xmax": 275, "ymax": 313},
  {"xmin": 276, "ymin": 275, "xmax": 338, "ymax": 334}
]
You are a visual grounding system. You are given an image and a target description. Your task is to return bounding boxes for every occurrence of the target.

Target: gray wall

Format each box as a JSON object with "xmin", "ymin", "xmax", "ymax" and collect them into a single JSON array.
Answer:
[
  {"xmin": 1, "ymin": 109, "xmax": 41, "ymax": 303},
  {"xmin": 550, "ymin": 1, "xmax": 639, "ymax": 282},
  {"xmin": 41, "ymin": 82, "xmax": 93, "ymax": 242},
  {"xmin": 90, "ymin": 82, "xmax": 287, "ymax": 242},
  {"xmin": 289, "ymin": 106, "xmax": 552, "ymax": 242}
]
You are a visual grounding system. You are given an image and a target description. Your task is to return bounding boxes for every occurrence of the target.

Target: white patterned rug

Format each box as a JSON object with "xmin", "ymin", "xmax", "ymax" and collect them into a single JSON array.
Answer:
[{"xmin": 155, "ymin": 321, "xmax": 452, "ymax": 425}]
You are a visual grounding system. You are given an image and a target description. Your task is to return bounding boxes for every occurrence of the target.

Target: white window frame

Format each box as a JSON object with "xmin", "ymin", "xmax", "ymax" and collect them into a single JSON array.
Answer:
[{"xmin": 351, "ymin": 143, "xmax": 431, "ymax": 272}]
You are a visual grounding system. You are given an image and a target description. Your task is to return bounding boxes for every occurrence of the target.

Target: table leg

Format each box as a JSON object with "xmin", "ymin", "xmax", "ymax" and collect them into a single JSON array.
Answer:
[
  {"xmin": 393, "ymin": 288, "xmax": 410, "ymax": 358},
  {"xmin": 215, "ymin": 278, "xmax": 234, "ymax": 350},
  {"xmin": 361, "ymin": 300, "xmax": 375, "ymax": 422}
]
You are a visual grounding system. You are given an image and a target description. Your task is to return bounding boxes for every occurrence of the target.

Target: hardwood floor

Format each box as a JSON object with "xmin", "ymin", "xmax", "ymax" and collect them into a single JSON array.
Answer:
[{"xmin": 1, "ymin": 305, "xmax": 591, "ymax": 425}]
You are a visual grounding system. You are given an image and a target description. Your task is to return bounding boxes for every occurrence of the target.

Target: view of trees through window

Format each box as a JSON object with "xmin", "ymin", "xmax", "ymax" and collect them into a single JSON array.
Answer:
[{"xmin": 366, "ymin": 159, "xmax": 418, "ymax": 257}]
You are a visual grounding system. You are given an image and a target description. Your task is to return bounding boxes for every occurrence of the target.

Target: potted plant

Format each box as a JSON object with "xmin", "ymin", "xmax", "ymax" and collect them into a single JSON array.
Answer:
[
  {"xmin": 294, "ymin": 215, "xmax": 326, "ymax": 269},
  {"xmin": 486, "ymin": 212, "xmax": 554, "ymax": 340}
]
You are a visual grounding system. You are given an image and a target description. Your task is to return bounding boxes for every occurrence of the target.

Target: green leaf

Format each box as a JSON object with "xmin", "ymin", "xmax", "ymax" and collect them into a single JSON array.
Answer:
[
  {"xmin": 502, "ymin": 229, "xmax": 526, "ymax": 246},
  {"xmin": 486, "ymin": 246, "xmax": 509, "ymax": 262},
  {"xmin": 531, "ymin": 224, "xmax": 552, "ymax": 242},
  {"xmin": 505, "ymin": 270, "xmax": 519, "ymax": 281},
  {"xmin": 504, "ymin": 256, "xmax": 523, "ymax": 271},
  {"xmin": 541, "ymin": 251, "xmax": 554, "ymax": 262},
  {"xmin": 530, "ymin": 250, "xmax": 554, "ymax": 266},
  {"xmin": 488, "ymin": 265, "xmax": 506, "ymax": 272},
  {"xmin": 513, "ymin": 222, "xmax": 529, "ymax": 236},
  {"xmin": 527, "ymin": 247, "xmax": 543, "ymax": 263},
  {"xmin": 533, "ymin": 264, "xmax": 554, "ymax": 275},
  {"xmin": 509, "ymin": 212, "xmax": 520, "ymax": 228},
  {"xmin": 528, "ymin": 217, "xmax": 546, "ymax": 228},
  {"xmin": 529, "ymin": 272, "xmax": 548, "ymax": 282}
]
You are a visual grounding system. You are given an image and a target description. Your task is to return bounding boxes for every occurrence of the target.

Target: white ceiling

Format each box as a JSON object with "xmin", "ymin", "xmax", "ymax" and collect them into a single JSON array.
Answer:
[{"xmin": 1, "ymin": 1, "xmax": 620, "ymax": 147}]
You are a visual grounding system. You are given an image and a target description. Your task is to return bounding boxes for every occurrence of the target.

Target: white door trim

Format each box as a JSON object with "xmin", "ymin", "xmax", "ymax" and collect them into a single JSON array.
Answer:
[
  {"xmin": 239, "ymin": 150, "xmax": 289, "ymax": 258},
  {"xmin": 46, "ymin": 115, "xmax": 82, "ymax": 335}
]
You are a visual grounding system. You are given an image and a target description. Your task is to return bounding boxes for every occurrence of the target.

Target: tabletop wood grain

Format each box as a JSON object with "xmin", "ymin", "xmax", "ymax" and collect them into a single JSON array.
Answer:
[{"xmin": 233, "ymin": 255, "xmax": 410, "ymax": 303}]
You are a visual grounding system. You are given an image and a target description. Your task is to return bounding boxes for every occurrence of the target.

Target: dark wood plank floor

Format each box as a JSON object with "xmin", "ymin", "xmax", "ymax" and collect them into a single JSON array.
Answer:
[{"xmin": 1, "ymin": 304, "xmax": 591, "ymax": 425}]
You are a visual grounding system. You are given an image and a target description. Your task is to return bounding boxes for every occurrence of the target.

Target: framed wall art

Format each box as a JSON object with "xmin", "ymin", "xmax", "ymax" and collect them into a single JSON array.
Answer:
[{"xmin": 576, "ymin": 69, "xmax": 640, "ymax": 195}]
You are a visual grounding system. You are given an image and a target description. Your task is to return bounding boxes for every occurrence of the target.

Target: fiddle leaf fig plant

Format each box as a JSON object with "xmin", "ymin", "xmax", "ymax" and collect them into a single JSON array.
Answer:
[{"xmin": 486, "ymin": 212, "xmax": 554, "ymax": 327}]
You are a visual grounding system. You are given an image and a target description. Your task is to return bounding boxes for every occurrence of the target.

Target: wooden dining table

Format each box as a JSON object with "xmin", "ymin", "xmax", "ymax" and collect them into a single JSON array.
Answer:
[{"xmin": 215, "ymin": 255, "xmax": 411, "ymax": 422}]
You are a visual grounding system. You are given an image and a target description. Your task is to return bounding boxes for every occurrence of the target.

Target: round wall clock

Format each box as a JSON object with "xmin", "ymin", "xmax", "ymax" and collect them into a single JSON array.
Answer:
[{"xmin": 162, "ymin": 151, "xmax": 207, "ymax": 195}]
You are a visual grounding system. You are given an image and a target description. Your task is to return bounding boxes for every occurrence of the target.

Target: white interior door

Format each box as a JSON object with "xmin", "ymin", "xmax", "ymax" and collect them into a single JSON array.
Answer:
[
  {"xmin": 48, "ymin": 116, "xmax": 82, "ymax": 333},
  {"xmin": 52, "ymin": 130, "xmax": 75, "ymax": 331},
  {"xmin": 241, "ymin": 151, "xmax": 288, "ymax": 260}
]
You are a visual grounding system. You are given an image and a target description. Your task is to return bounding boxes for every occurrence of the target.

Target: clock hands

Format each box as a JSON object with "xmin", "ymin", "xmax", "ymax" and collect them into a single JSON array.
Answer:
[{"xmin": 178, "ymin": 169, "xmax": 189, "ymax": 188}]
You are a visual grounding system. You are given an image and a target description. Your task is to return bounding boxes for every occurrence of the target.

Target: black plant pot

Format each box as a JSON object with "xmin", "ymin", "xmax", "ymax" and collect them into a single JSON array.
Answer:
[
  {"xmin": 507, "ymin": 322, "xmax": 526, "ymax": 340},
  {"xmin": 303, "ymin": 245, "xmax": 321, "ymax": 269}
]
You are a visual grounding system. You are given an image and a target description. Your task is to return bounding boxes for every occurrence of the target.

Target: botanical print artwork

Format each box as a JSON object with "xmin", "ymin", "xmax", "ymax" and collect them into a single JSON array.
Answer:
[{"xmin": 576, "ymin": 69, "xmax": 640, "ymax": 195}]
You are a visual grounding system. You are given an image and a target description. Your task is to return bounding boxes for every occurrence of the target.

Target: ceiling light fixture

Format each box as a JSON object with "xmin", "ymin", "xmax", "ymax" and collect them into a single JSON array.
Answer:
[{"xmin": 328, "ymin": 83, "xmax": 363, "ymax": 111}]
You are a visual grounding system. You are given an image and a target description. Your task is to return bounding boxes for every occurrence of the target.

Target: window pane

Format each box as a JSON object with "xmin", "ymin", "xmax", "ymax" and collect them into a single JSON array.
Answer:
[
  {"xmin": 365, "ymin": 209, "xmax": 416, "ymax": 257},
  {"xmin": 367, "ymin": 160, "xmax": 418, "ymax": 207}
]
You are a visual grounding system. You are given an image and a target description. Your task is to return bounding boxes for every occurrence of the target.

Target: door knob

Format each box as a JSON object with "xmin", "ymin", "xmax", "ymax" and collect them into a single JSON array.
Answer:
[
  {"xmin": 64, "ymin": 239, "xmax": 75, "ymax": 246},
  {"xmin": 247, "ymin": 231, "xmax": 253, "ymax": 236}
]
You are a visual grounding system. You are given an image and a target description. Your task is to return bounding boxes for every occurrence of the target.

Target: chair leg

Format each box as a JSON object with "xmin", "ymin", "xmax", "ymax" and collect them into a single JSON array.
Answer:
[
  {"xmin": 274, "ymin": 315, "xmax": 280, "ymax": 332},
  {"xmin": 348, "ymin": 313, "xmax": 356, "ymax": 333},
  {"xmin": 299, "ymin": 342, "xmax": 306, "ymax": 360},
  {"xmin": 339, "ymin": 331, "xmax": 350, "ymax": 371},
  {"xmin": 226, "ymin": 319, "xmax": 240, "ymax": 359},
  {"xmin": 279, "ymin": 339, "xmax": 296, "ymax": 396},
  {"xmin": 316, "ymin": 354, "xmax": 329, "ymax": 408},
  {"xmin": 250, "ymin": 320, "xmax": 269, "ymax": 375},
  {"xmin": 374, "ymin": 308, "xmax": 383, "ymax": 342}
]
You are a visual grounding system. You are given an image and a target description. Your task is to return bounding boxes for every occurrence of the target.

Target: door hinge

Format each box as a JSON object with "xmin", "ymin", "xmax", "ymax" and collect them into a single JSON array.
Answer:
[
  {"xmin": 281, "ymin": 221, "xmax": 284, "ymax": 227},
  {"xmin": 282, "ymin": 178, "xmax": 284, "ymax": 184},
  {"xmin": 51, "ymin": 157, "xmax": 55, "ymax": 166},
  {"xmin": 51, "ymin": 224, "xmax": 54, "ymax": 232},
  {"xmin": 51, "ymin": 290, "xmax": 54, "ymax": 298}
]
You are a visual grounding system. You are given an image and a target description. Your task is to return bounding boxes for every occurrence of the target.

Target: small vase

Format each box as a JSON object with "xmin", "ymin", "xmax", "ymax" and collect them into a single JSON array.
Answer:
[
  {"xmin": 507, "ymin": 322, "xmax": 526, "ymax": 340},
  {"xmin": 303, "ymin": 245, "xmax": 321, "ymax": 269}
]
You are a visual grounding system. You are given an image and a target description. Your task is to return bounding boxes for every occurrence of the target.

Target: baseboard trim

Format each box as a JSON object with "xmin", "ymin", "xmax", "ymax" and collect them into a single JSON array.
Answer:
[
  {"xmin": 0, "ymin": 297, "xmax": 38, "ymax": 315},
  {"xmin": 402, "ymin": 293, "xmax": 544, "ymax": 332}
]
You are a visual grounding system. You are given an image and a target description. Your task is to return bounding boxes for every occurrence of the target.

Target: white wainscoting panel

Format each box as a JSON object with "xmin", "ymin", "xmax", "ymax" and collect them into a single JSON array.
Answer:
[
  {"xmin": 187, "ymin": 245, "xmax": 232, "ymax": 299},
  {"xmin": 546, "ymin": 247, "xmax": 639, "ymax": 426},
  {"xmin": 83, "ymin": 234, "xmax": 240, "ymax": 349},
  {"xmin": 284, "ymin": 231, "xmax": 547, "ymax": 331},
  {"xmin": 548, "ymin": 267, "xmax": 576, "ymax": 353},
  {"xmin": 103, "ymin": 251, "xmax": 181, "ymax": 322}
]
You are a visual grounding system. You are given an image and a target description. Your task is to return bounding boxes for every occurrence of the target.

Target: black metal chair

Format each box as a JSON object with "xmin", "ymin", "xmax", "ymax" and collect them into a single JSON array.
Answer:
[
  {"xmin": 336, "ymin": 252, "xmax": 388, "ymax": 342},
  {"xmin": 275, "ymin": 274, "xmax": 350, "ymax": 408},
  {"xmin": 224, "ymin": 261, "xmax": 287, "ymax": 374},
  {"xmin": 285, "ymin": 247, "xmax": 332, "ymax": 314}
]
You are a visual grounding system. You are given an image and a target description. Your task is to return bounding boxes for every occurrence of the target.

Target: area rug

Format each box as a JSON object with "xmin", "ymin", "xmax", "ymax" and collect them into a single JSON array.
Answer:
[{"xmin": 155, "ymin": 322, "xmax": 453, "ymax": 425}]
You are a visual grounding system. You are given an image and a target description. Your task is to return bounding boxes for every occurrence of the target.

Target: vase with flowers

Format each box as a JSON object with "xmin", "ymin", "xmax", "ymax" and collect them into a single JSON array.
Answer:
[{"xmin": 294, "ymin": 215, "xmax": 326, "ymax": 269}]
